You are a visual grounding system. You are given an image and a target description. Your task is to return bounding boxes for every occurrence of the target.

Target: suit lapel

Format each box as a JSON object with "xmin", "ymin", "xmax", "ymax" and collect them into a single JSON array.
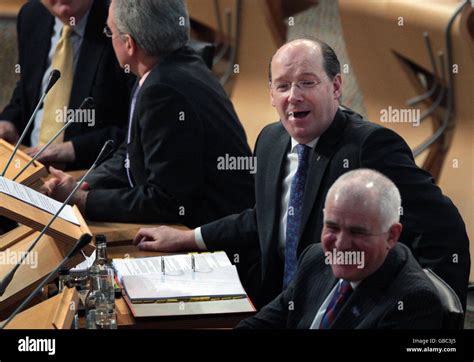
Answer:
[
  {"xmin": 69, "ymin": 0, "xmax": 106, "ymax": 109},
  {"xmin": 298, "ymin": 148, "xmax": 329, "ymax": 241},
  {"xmin": 299, "ymin": 109, "xmax": 348, "ymax": 242},
  {"xmin": 331, "ymin": 245, "xmax": 406, "ymax": 329},
  {"xmin": 299, "ymin": 267, "xmax": 338, "ymax": 328},
  {"xmin": 261, "ymin": 125, "xmax": 290, "ymax": 281}
]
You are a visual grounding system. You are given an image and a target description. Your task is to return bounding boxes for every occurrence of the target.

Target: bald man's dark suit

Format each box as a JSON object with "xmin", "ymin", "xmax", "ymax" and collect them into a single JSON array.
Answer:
[{"xmin": 201, "ymin": 108, "xmax": 470, "ymax": 309}]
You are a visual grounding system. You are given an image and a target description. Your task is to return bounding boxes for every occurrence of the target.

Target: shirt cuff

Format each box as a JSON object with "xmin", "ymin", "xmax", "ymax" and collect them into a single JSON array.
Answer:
[{"xmin": 194, "ymin": 227, "xmax": 207, "ymax": 251}]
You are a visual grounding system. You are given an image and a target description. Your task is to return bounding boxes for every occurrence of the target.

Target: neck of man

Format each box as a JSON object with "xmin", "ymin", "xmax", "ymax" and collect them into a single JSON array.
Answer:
[{"xmin": 135, "ymin": 55, "xmax": 159, "ymax": 79}]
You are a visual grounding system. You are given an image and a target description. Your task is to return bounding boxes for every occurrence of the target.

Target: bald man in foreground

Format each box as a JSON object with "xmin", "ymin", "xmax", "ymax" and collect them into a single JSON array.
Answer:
[
  {"xmin": 236, "ymin": 169, "xmax": 444, "ymax": 329},
  {"xmin": 134, "ymin": 38, "xmax": 469, "ymax": 309}
]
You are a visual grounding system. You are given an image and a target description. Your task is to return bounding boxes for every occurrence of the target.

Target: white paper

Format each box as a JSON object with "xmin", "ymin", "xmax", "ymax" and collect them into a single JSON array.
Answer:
[
  {"xmin": 0, "ymin": 176, "xmax": 80, "ymax": 225},
  {"xmin": 122, "ymin": 265, "xmax": 246, "ymax": 302},
  {"xmin": 71, "ymin": 251, "xmax": 96, "ymax": 272},
  {"xmin": 112, "ymin": 251, "xmax": 232, "ymax": 282}
]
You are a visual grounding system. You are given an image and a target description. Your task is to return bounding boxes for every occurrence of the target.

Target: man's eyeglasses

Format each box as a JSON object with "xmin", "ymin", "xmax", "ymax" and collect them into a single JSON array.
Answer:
[
  {"xmin": 271, "ymin": 80, "xmax": 321, "ymax": 94},
  {"xmin": 103, "ymin": 25, "xmax": 124, "ymax": 39}
]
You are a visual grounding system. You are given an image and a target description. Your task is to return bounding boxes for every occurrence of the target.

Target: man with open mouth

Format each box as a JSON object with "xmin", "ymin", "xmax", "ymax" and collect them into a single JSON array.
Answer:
[{"xmin": 133, "ymin": 38, "xmax": 469, "ymax": 311}]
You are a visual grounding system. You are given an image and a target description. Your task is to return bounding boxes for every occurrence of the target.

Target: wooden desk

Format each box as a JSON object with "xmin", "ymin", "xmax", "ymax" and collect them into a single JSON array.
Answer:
[{"xmin": 86, "ymin": 225, "xmax": 254, "ymax": 329}]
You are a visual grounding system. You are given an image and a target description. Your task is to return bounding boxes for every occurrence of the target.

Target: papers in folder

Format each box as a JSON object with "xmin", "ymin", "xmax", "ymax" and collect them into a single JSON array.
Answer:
[
  {"xmin": 0, "ymin": 176, "xmax": 80, "ymax": 225},
  {"xmin": 113, "ymin": 252, "xmax": 248, "ymax": 303}
]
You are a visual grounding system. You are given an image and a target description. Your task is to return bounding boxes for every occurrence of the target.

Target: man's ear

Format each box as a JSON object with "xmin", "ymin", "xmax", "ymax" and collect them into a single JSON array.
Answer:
[
  {"xmin": 386, "ymin": 223, "xmax": 402, "ymax": 249},
  {"xmin": 269, "ymin": 82, "xmax": 276, "ymax": 108},
  {"xmin": 332, "ymin": 73, "xmax": 342, "ymax": 100},
  {"xmin": 124, "ymin": 34, "xmax": 136, "ymax": 57}
]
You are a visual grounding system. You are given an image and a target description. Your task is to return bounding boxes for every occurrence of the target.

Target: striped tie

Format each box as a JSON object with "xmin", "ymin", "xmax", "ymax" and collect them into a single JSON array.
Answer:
[
  {"xmin": 319, "ymin": 280, "xmax": 353, "ymax": 329},
  {"xmin": 283, "ymin": 144, "xmax": 310, "ymax": 289}
]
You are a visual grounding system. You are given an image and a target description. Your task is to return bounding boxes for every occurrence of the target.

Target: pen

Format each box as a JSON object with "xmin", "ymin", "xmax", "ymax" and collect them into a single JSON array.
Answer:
[
  {"xmin": 161, "ymin": 256, "xmax": 165, "ymax": 275},
  {"xmin": 191, "ymin": 254, "xmax": 195, "ymax": 272}
]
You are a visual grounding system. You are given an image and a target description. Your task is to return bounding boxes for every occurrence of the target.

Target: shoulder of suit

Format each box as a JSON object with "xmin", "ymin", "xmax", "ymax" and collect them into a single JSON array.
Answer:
[
  {"xmin": 299, "ymin": 243, "xmax": 326, "ymax": 265},
  {"xmin": 19, "ymin": 1, "xmax": 48, "ymax": 19},
  {"xmin": 389, "ymin": 243, "xmax": 440, "ymax": 294},
  {"xmin": 257, "ymin": 122, "xmax": 286, "ymax": 141},
  {"xmin": 338, "ymin": 108, "xmax": 406, "ymax": 147}
]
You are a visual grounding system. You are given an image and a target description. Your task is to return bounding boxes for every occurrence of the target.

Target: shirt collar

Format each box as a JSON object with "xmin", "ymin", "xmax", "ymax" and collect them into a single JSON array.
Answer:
[
  {"xmin": 139, "ymin": 70, "xmax": 152, "ymax": 87},
  {"xmin": 339, "ymin": 279, "xmax": 360, "ymax": 290},
  {"xmin": 290, "ymin": 137, "xmax": 319, "ymax": 152}
]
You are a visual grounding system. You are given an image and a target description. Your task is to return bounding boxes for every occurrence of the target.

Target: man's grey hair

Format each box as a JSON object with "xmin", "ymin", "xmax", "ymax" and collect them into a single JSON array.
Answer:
[
  {"xmin": 113, "ymin": 0, "xmax": 190, "ymax": 57},
  {"xmin": 325, "ymin": 169, "xmax": 402, "ymax": 231}
]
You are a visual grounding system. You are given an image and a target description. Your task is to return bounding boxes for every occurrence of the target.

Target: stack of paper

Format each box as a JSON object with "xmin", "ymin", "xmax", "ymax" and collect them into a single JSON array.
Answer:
[{"xmin": 0, "ymin": 176, "xmax": 80, "ymax": 225}]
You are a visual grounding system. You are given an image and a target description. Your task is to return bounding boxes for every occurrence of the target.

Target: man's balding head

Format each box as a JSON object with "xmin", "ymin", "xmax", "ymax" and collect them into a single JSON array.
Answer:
[
  {"xmin": 269, "ymin": 39, "xmax": 341, "ymax": 82},
  {"xmin": 269, "ymin": 38, "xmax": 342, "ymax": 144}
]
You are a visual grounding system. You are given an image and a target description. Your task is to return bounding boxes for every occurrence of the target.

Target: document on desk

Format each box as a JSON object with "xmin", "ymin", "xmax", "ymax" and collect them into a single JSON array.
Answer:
[
  {"xmin": 113, "ymin": 252, "xmax": 248, "ymax": 303},
  {"xmin": 113, "ymin": 251, "xmax": 232, "ymax": 282},
  {"xmin": 121, "ymin": 265, "xmax": 246, "ymax": 303},
  {"xmin": 0, "ymin": 176, "xmax": 80, "ymax": 225}
]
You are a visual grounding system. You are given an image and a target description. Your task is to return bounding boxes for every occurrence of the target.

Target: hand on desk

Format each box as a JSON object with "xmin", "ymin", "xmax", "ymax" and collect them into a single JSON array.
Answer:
[
  {"xmin": 134, "ymin": 226, "xmax": 199, "ymax": 252},
  {"xmin": 25, "ymin": 141, "xmax": 76, "ymax": 168},
  {"xmin": 0, "ymin": 121, "xmax": 19, "ymax": 144},
  {"xmin": 42, "ymin": 166, "xmax": 88, "ymax": 213}
]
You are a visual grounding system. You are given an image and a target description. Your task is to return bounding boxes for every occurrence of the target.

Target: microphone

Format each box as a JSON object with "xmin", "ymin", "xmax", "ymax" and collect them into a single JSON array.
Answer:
[
  {"xmin": 12, "ymin": 97, "xmax": 95, "ymax": 181},
  {"xmin": 0, "ymin": 139, "xmax": 115, "ymax": 296},
  {"xmin": 1, "ymin": 69, "xmax": 61, "ymax": 177},
  {"xmin": 45, "ymin": 69, "xmax": 61, "ymax": 94},
  {"xmin": 0, "ymin": 233, "xmax": 92, "ymax": 329}
]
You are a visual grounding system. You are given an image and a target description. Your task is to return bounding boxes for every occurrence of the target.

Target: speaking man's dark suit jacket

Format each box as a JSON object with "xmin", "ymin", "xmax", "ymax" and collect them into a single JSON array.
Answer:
[
  {"xmin": 0, "ymin": 0, "xmax": 132, "ymax": 169},
  {"xmin": 201, "ymin": 108, "xmax": 470, "ymax": 308},
  {"xmin": 84, "ymin": 46, "xmax": 255, "ymax": 229},
  {"xmin": 236, "ymin": 243, "xmax": 444, "ymax": 329}
]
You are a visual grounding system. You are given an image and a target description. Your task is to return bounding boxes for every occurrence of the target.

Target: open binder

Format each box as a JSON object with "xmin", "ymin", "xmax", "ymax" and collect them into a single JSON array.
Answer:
[{"xmin": 113, "ymin": 252, "xmax": 256, "ymax": 318}]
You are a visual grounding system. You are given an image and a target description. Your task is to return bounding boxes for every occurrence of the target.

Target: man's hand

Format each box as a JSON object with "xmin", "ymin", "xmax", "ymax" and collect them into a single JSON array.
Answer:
[
  {"xmin": 133, "ymin": 226, "xmax": 199, "ymax": 252},
  {"xmin": 43, "ymin": 166, "xmax": 88, "ymax": 212},
  {"xmin": 0, "ymin": 121, "xmax": 19, "ymax": 144},
  {"xmin": 25, "ymin": 141, "xmax": 76, "ymax": 167}
]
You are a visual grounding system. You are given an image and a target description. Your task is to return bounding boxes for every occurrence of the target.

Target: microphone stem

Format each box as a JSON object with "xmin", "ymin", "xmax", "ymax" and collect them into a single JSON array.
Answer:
[
  {"xmin": 0, "ymin": 92, "xmax": 48, "ymax": 177},
  {"xmin": 12, "ymin": 116, "xmax": 75, "ymax": 181},
  {"xmin": 0, "ymin": 141, "xmax": 111, "ymax": 296},
  {"xmin": 0, "ymin": 236, "xmax": 88, "ymax": 329}
]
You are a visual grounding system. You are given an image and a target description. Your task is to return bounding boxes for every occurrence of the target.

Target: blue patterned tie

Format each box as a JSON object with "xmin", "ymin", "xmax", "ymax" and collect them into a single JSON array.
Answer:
[
  {"xmin": 125, "ymin": 84, "xmax": 141, "ymax": 188},
  {"xmin": 283, "ymin": 144, "xmax": 311, "ymax": 289},
  {"xmin": 319, "ymin": 280, "xmax": 353, "ymax": 329}
]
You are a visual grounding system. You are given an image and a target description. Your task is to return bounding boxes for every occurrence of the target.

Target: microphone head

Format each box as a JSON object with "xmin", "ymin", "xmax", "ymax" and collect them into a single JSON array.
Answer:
[
  {"xmin": 79, "ymin": 97, "xmax": 95, "ymax": 110},
  {"xmin": 69, "ymin": 234, "xmax": 93, "ymax": 258},
  {"xmin": 45, "ymin": 70, "xmax": 61, "ymax": 94}
]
